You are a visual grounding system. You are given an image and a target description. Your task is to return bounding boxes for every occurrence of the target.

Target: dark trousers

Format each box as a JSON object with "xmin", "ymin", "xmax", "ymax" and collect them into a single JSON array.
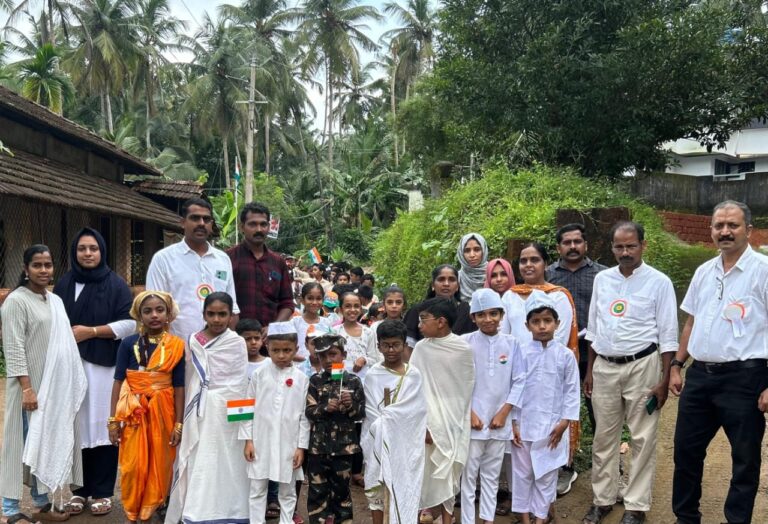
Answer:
[
  {"xmin": 307, "ymin": 454, "xmax": 353, "ymax": 524},
  {"xmin": 578, "ymin": 338, "xmax": 596, "ymax": 434},
  {"xmin": 72, "ymin": 445, "xmax": 119, "ymax": 499},
  {"xmin": 672, "ymin": 364, "xmax": 767, "ymax": 524},
  {"xmin": 352, "ymin": 425, "xmax": 363, "ymax": 476}
]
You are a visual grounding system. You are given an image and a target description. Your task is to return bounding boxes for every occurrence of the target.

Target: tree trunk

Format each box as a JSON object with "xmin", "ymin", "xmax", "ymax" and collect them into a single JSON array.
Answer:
[
  {"xmin": 104, "ymin": 84, "xmax": 114, "ymax": 135},
  {"xmin": 321, "ymin": 60, "xmax": 328, "ymax": 146},
  {"xmin": 402, "ymin": 83, "xmax": 410, "ymax": 158},
  {"xmin": 223, "ymin": 137, "xmax": 231, "ymax": 190},
  {"xmin": 47, "ymin": 0, "xmax": 54, "ymax": 42},
  {"xmin": 313, "ymin": 151, "xmax": 333, "ymax": 248},
  {"xmin": 265, "ymin": 112, "xmax": 270, "ymax": 175},
  {"xmin": 391, "ymin": 63, "xmax": 399, "ymax": 167},
  {"xmin": 327, "ymin": 70, "xmax": 334, "ymax": 169},
  {"xmin": 100, "ymin": 92, "xmax": 106, "ymax": 131},
  {"xmin": 146, "ymin": 102, "xmax": 152, "ymax": 155}
]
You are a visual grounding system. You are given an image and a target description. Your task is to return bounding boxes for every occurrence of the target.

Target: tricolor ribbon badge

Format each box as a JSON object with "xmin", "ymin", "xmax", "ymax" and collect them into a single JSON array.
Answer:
[{"xmin": 610, "ymin": 299, "xmax": 627, "ymax": 317}]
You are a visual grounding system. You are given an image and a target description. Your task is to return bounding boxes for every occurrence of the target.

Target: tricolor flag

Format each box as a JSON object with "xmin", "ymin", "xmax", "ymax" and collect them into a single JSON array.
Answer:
[
  {"xmin": 308, "ymin": 247, "xmax": 322, "ymax": 264},
  {"xmin": 226, "ymin": 398, "xmax": 255, "ymax": 422},
  {"xmin": 331, "ymin": 363, "xmax": 344, "ymax": 381},
  {"xmin": 234, "ymin": 156, "xmax": 242, "ymax": 182}
]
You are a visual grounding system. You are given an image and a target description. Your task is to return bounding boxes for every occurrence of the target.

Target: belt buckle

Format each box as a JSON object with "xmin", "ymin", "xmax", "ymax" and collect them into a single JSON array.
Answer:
[{"xmin": 703, "ymin": 362, "xmax": 722, "ymax": 373}]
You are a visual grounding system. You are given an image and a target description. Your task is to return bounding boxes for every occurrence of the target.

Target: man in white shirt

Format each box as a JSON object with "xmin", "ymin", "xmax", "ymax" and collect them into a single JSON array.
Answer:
[
  {"xmin": 669, "ymin": 200, "xmax": 768, "ymax": 524},
  {"xmin": 145, "ymin": 198, "xmax": 240, "ymax": 343},
  {"xmin": 582, "ymin": 221, "xmax": 679, "ymax": 524}
]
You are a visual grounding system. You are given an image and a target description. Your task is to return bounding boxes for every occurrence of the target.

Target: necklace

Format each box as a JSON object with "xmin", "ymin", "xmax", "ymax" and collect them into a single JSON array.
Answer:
[{"xmin": 133, "ymin": 332, "xmax": 167, "ymax": 371}]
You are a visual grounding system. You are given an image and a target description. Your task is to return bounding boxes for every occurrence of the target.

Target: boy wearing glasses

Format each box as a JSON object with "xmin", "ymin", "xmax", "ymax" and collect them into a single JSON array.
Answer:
[
  {"xmin": 409, "ymin": 298, "xmax": 475, "ymax": 524},
  {"xmin": 460, "ymin": 289, "xmax": 521, "ymax": 524},
  {"xmin": 361, "ymin": 320, "xmax": 427, "ymax": 524}
]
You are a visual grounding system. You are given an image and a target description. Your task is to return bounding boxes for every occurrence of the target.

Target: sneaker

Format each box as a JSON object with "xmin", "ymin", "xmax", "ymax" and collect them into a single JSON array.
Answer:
[{"xmin": 556, "ymin": 467, "xmax": 578, "ymax": 496}]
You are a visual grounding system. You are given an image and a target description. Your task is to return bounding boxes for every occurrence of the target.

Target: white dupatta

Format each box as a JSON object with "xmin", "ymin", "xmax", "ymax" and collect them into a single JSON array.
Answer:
[{"xmin": 22, "ymin": 293, "xmax": 87, "ymax": 494}]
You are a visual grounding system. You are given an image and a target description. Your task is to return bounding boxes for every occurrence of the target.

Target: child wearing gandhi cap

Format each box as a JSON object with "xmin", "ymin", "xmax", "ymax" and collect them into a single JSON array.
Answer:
[{"xmin": 305, "ymin": 333, "xmax": 366, "ymax": 524}]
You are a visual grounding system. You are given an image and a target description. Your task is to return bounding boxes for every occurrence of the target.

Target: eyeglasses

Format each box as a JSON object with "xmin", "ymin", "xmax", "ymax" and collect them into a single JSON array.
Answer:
[
  {"xmin": 187, "ymin": 214, "xmax": 213, "ymax": 224},
  {"xmin": 418, "ymin": 315, "xmax": 437, "ymax": 324},
  {"xmin": 379, "ymin": 342, "xmax": 404, "ymax": 351}
]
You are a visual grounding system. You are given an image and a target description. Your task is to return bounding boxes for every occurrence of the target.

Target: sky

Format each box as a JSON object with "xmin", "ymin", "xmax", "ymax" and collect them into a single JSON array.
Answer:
[{"xmin": 167, "ymin": 0, "xmax": 403, "ymax": 130}]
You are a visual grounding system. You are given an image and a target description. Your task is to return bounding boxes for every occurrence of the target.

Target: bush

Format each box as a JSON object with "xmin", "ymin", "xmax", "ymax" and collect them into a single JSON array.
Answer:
[{"xmin": 373, "ymin": 164, "xmax": 709, "ymax": 302}]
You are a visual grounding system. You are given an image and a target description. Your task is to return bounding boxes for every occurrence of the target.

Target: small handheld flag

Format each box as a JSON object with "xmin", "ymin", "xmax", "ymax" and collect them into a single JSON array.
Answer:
[
  {"xmin": 308, "ymin": 247, "xmax": 322, "ymax": 264},
  {"xmin": 226, "ymin": 398, "xmax": 255, "ymax": 422},
  {"xmin": 234, "ymin": 156, "xmax": 242, "ymax": 182},
  {"xmin": 331, "ymin": 363, "xmax": 343, "ymax": 381}
]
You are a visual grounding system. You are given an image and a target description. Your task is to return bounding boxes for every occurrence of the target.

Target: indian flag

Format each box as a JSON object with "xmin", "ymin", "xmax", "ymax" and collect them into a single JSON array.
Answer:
[
  {"xmin": 227, "ymin": 398, "xmax": 255, "ymax": 422},
  {"xmin": 308, "ymin": 247, "xmax": 322, "ymax": 264},
  {"xmin": 331, "ymin": 363, "xmax": 344, "ymax": 381}
]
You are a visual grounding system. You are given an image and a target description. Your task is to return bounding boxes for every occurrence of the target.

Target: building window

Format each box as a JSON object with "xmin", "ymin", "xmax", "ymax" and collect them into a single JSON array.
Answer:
[{"xmin": 715, "ymin": 159, "xmax": 755, "ymax": 175}]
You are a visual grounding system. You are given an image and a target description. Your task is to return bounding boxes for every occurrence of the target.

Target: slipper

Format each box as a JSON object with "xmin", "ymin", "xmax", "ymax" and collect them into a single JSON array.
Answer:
[
  {"xmin": 62, "ymin": 497, "xmax": 86, "ymax": 516},
  {"xmin": 495, "ymin": 499, "xmax": 511, "ymax": 516},
  {"xmin": 266, "ymin": 502, "xmax": 280, "ymax": 519},
  {"xmin": 89, "ymin": 498, "xmax": 112, "ymax": 516},
  {"xmin": 419, "ymin": 510, "xmax": 433, "ymax": 524},
  {"xmin": 4, "ymin": 513, "xmax": 42, "ymax": 524},
  {"xmin": 30, "ymin": 504, "xmax": 68, "ymax": 522}
]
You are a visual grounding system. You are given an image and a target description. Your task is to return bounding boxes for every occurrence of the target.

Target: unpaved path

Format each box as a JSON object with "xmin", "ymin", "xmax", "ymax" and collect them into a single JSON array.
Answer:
[{"xmin": 1, "ymin": 378, "xmax": 766, "ymax": 523}]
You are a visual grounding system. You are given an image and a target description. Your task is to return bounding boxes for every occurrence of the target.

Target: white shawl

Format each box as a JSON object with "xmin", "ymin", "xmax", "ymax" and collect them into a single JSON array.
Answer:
[
  {"xmin": 22, "ymin": 293, "xmax": 87, "ymax": 494},
  {"xmin": 361, "ymin": 364, "xmax": 427, "ymax": 524},
  {"xmin": 166, "ymin": 329, "xmax": 249, "ymax": 524},
  {"xmin": 409, "ymin": 333, "xmax": 475, "ymax": 508}
]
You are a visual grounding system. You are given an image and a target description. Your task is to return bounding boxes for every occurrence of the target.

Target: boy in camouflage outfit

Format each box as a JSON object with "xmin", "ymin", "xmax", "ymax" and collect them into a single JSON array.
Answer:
[{"xmin": 305, "ymin": 334, "xmax": 366, "ymax": 524}]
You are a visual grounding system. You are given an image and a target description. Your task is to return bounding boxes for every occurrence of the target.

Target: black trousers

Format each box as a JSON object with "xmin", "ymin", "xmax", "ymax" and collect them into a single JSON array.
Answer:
[
  {"xmin": 72, "ymin": 445, "xmax": 119, "ymax": 499},
  {"xmin": 672, "ymin": 364, "xmax": 767, "ymax": 524},
  {"xmin": 578, "ymin": 338, "xmax": 596, "ymax": 434}
]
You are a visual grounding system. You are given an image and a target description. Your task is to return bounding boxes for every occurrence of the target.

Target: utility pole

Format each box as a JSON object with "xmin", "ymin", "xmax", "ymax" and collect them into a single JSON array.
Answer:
[{"xmin": 245, "ymin": 58, "xmax": 256, "ymax": 204}]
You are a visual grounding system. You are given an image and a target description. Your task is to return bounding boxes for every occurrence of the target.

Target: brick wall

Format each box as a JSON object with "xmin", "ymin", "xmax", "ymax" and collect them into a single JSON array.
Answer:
[{"xmin": 660, "ymin": 211, "xmax": 768, "ymax": 247}]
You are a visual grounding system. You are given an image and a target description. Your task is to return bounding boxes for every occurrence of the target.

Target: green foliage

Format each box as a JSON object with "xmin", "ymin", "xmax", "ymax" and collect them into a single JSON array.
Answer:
[
  {"xmin": 333, "ymin": 228, "xmax": 374, "ymax": 261},
  {"xmin": 373, "ymin": 164, "xmax": 703, "ymax": 302},
  {"xmin": 431, "ymin": 0, "xmax": 768, "ymax": 176}
]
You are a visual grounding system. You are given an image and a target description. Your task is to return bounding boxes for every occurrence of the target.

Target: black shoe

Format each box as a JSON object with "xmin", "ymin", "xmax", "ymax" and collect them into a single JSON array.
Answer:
[{"xmin": 582, "ymin": 504, "xmax": 613, "ymax": 524}]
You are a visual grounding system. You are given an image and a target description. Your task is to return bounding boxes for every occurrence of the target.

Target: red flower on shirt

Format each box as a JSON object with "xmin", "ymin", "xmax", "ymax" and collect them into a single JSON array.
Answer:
[{"xmin": 285, "ymin": 378, "xmax": 294, "ymax": 387}]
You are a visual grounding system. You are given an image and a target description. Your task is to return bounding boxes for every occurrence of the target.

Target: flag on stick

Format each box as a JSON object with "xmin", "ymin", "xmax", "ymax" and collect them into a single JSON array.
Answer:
[
  {"xmin": 308, "ymin": 247, "xmax": 322, "ymax": 264},
  {"xmin": 226, "ymin": 398, "xmax": 255, "ymax": 422}
]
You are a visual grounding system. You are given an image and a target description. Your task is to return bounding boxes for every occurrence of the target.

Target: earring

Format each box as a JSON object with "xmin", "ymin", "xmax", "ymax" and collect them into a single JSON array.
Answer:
[{"xmin": 24, "ymin": 273, "xmax": 29, "ymax": 281}]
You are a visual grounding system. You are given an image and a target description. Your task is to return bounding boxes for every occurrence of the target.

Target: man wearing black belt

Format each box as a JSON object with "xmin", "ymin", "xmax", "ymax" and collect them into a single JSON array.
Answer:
[
  {"xmin": 581, "ymin": 222, "xmax": 679, "ymax": 524},
  {"xmin": 669, "ymin": 200, "xmax": 768, "ymax": 524}
]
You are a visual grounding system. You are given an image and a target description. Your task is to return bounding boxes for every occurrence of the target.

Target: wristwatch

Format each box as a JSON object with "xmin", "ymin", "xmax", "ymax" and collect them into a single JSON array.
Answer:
[{"xmin": 670, "ymin": 358, "xmax": 686, "ymax": 369}]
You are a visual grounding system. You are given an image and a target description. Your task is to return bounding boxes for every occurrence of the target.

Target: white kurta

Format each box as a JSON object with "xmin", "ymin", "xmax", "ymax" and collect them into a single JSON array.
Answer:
[
  {"xmin": 501, "ymin": 290, "xmax": 574, "ymax": 346},
  {"xmin": 409, "ymin": 334, "xmax": 475, "ymax": 510},
  {"xmin": 462, "ymin": 331, "xmax": 520, "ymax": 441},
  {"xmin": 239, "ymin": 361, "xmax": 310, "ymax": 483},
  {"xmin": 292, "ymin": 315, "xmax": 332, "ymax": 376},
  {"xmin": 361, "ymin": 363, "xmax": 427, "ymax": 524},
  {"xmin": 335, "ymin": 323, "xmax": 381, "ymax": 381},
  {"xmin": 166, "ymin": 329, "xmax": 249, "ymax": 524},
  {"xmin": 510, "ymin": 339, "xmax": 580, "ymax": 477}
]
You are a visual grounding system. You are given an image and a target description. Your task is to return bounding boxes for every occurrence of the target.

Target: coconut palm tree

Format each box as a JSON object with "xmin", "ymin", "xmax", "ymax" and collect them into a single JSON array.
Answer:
[
  {"xmin": 292, "ymin": 0, "xmax": 381, "ymax": 169},
  {"xmin": 17, "ymin": 41, "xmax": 74, "ymax": 113},
  {"xmin": 3, "ymin": 0, "xmax": 75, "ymax": 43},
  {"xmin": 333, "ymin": 61, "xmax": 384, "ymax": 134}
]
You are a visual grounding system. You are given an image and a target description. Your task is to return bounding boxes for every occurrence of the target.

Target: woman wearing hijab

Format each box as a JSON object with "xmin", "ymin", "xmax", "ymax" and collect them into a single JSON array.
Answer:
[
  {"xmin": 53, "ymin": 228, "xmax": 134, "ymax": 517},
  {"xmin": 484, "ymin": 258, "xmax": 515, "ymax": 296},
  {"xmin": 456, "ymin": 233, "xmax": 489, "ymax": 303}
]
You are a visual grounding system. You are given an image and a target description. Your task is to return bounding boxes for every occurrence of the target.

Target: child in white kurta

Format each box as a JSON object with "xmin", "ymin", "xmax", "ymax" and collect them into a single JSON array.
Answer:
[
  {"xmin": 240, "ymin": 322, "xmax": 310, "ymax": 524},
  {"xmin": 510, "ymin": 291, "xmax": 580, "ymax": 524},
  {"xmin": 361, "ymin": 320, "xmax": 427, "ymax": 524},
  {"xmin": 461, "ymin": 289, "xmax": 521, "ymax": 524}
]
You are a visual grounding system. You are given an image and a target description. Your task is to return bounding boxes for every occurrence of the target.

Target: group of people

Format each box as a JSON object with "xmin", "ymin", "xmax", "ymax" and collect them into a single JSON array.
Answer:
[{"xmin": 1, "ymin": 198, "xmax": 767, "ymax": 524}]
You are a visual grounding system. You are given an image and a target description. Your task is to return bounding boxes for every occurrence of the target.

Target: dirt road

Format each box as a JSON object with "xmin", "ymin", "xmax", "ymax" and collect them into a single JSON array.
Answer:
[{"xmin": 1, "ymin": 378, "xmax": 766, "ymax": 523}]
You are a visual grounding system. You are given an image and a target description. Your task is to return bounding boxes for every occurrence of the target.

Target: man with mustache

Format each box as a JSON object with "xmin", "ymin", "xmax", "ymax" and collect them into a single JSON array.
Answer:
[
  {"xmin": 581, "ymin": 221, "xmax": 678, "ymax": 524},
  {"xmin": 227, "ymin": 202, "xmax": 295, "ymax": 328},
  {"xmin": 546, "ymin": 224, "xmax": 607, "ymax": 494},
  {"xmin": 669, "ymin": 201, "xmax": 768, "ymax": 524},
  {"xmin": 146, "ymin": 197, "xmax": 240, "ymax": 343}
]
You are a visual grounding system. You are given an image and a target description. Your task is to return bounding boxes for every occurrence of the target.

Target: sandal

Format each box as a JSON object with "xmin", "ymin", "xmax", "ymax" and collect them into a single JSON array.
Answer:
[
  {"xmin": 582, "ymin": 504, "xmax": 612, "ymax": 524},
  {"xmin": 419, "ymin": 510, "xmax": 434, "ymax": 524},
  {"xmin": 495, "ymin": 499, "xmax": 511, "ymax": 516},
  {"xmin": 4, "ymin": 514, "xmax": 41, "ymax": 524},
  {"xmin": 30, "ymin": 504, "xmax": 68, "ymax": 522},
  {"xmin": 266, "ymin": 502, "xmax": 280, "ymax": 519},
  {"xmin": 63, "ymin": 497, "xmax": 86, "ymax": 516},
  {"xmin": 89, "ymin": 498, "xmax": 112, "ymax": 516}
]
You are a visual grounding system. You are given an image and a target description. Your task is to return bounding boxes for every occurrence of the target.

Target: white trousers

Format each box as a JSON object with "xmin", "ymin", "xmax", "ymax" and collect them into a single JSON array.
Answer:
[
  {"xmin": 460, "ymin": 439, "xmax": 507, "ymax": 524},
  {"xmin": 249, "ymin": 479, "xmax": 297, "ymax": 524},
  {"xmin": 511, "ymin": 442, "xmax": 558, "ymax": 520}
]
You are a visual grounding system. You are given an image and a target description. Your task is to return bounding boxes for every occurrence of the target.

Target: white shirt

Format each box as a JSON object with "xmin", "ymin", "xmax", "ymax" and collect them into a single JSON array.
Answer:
[
  {"xmin": 586, "ymin": 262, "xmax": 679, "ymax": 356},
  {"xmin": 335, "ymin": 323, "xmax": 380, "ymax": 381},
  {"xmin": 145, "ymin": 239, "xmax": 239, "ymax": 342},
  {"xmin": 462, "ymin": 330, "xmax": 520, "ymax": 440},
  {"xmin": 501, "ymin": 289, "xmax": 574, "ymax": 346},
  {"xmin": 681, "ymin": 247, "xmax": 768, "ymax": 362}
]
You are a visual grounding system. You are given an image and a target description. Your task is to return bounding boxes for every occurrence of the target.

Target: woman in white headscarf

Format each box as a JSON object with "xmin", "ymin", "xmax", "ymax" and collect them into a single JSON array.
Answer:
[{"xmin": 456, "ymin": 233, "xmax": 489, "ymax": 303}]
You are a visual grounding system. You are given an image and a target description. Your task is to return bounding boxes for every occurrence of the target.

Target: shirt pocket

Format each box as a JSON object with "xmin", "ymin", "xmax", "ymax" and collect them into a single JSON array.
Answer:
[
  {"xmin": 626, "ymin": 294, "xmax": 654, "ymax": 321},
  {"xmin": 213, "ymin": 268, "xmax": 229, "ymax": 290}
]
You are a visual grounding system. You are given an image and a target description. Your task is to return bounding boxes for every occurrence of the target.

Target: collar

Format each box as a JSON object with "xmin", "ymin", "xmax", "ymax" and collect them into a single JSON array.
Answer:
[
  {"xmin": 616, "ymin": 260, "xmax": 646, "ymax": 279},
  {"xmin": 181, "ymin": 238, "xmax": 212, "ymax": 256},
  {"xmin": 555, "ymin": 257, "xmax": 592, "ymax": 271},
  {"xmin": 716, "ymin": 246, "xmax": 754, "ymax": 274},
  {"xmin": 240, "ymin": 242, "xmax": 272, "ymax": 260}
]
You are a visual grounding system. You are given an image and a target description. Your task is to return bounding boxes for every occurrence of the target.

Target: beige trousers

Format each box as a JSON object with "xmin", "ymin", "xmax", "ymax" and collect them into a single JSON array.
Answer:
[{"xmin": 591, "ymin": 351, "xmax": 661, "ymax": 511}]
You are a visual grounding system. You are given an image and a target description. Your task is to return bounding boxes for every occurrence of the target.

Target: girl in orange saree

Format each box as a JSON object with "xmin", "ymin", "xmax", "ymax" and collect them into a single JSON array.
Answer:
[{"xmin": 108, "ymin": 291, "xmax": 185, "ymax": 524}]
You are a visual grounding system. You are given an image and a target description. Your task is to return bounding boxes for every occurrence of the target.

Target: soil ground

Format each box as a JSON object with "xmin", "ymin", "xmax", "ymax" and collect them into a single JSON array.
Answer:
[{"xmin": 1, "ymin": 377, "xmax": 767, "ymax": 524}]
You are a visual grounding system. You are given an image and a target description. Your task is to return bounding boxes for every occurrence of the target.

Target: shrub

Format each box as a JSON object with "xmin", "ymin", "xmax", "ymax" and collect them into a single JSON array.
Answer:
[{"xmin": 373, "ymin": 164, "xmax": 709, "ymax": 302}]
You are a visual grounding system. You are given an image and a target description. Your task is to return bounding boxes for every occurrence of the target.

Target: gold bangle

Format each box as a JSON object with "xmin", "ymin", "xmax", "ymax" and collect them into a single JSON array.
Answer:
[
  {"xmin": 22, "ymin": 387, "xmax": 33, "ymax": 393},
  {"xmin": 107, "ymin": 422, "xmax": 120, "ymax": 430},
  {"xmin": 107, "ymin": 416, "xmax": 118, "ymax": 423},
  {"xmin": 92, "ymin": 327, "xmax": 98, "ymax": 336},
  {"xmin": 174, "ymin": 422, "xmax": 183, "ymax": 431}
]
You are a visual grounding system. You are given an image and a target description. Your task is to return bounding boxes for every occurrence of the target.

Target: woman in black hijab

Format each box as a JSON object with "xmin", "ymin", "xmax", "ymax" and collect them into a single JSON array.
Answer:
[{"xmin": 53, "ymin": 228, "xmax": 133, "ymax": 516}]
